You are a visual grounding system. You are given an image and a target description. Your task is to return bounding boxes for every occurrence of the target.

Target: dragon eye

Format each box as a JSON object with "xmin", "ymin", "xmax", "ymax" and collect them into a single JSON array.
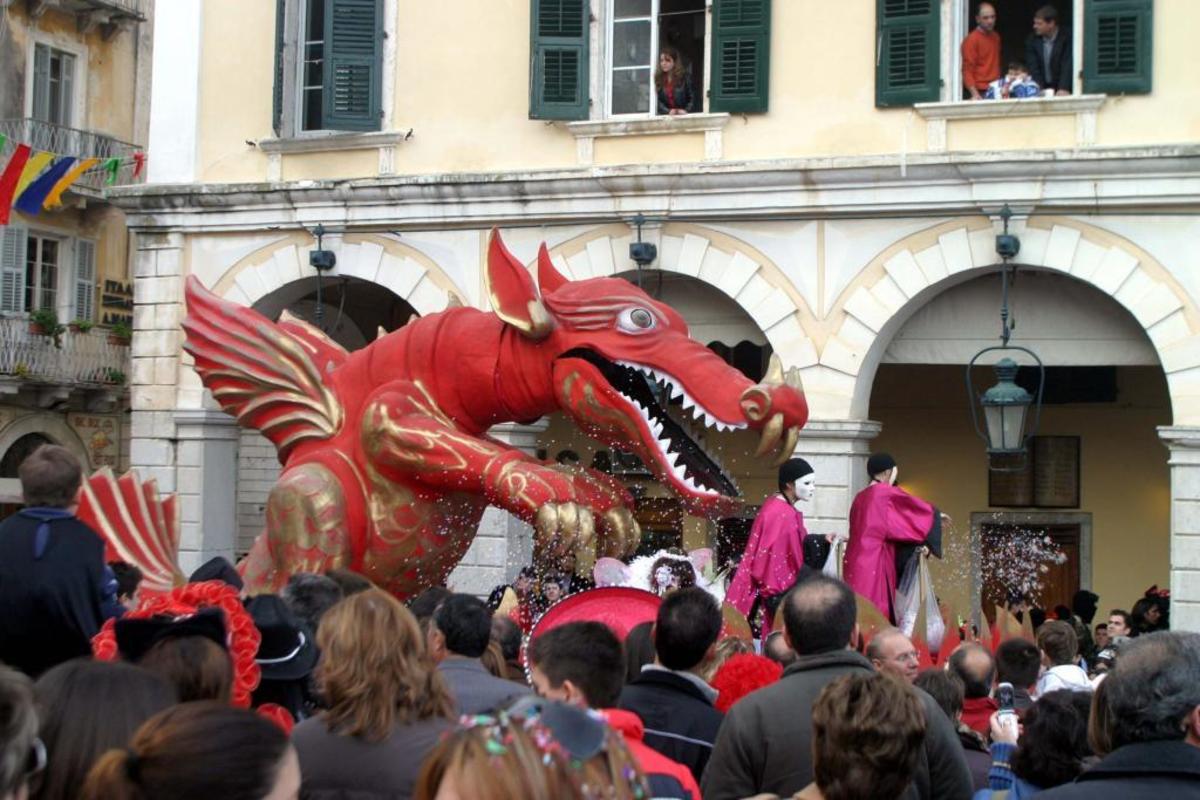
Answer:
[{"xmin": 617, "ymin": 307, "xmax": 657, "ymax": 333}]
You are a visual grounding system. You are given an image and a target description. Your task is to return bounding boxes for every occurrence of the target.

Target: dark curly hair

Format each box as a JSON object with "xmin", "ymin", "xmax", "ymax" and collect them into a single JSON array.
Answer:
[{"xmin": 1010, "ymin": 690, "xmax": 1094, "ymax": 788}]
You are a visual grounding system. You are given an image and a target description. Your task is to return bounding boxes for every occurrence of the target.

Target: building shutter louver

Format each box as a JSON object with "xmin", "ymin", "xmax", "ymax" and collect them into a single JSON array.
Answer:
[
  {"xmin": 0, "ymin": 227, "xmax": 28, "ymax": 314},
  {"xmin": 710, "ymin": 0, "xmax": 771, "ymax": 113},
  {"xmin": 529, "ymin": 0, "xmax": 589, "ymax": 120},
  {"xmin": 876, "ymin": 0, "xmax": 940, "ymax": 107},
  {"xmin": 1084, "ymin": 0, "xmax": 1152, "ymax": 94},
  {"xmin": 74, "ymin": 239, "xmax": 96, "ymax": 323},
  {"xmin": 321, "ymin": 0, "xmax": 383, "ymax": 131},
  {"xmin": 272, "ymin": 0, "xmax": 287, "ymax": 135}
]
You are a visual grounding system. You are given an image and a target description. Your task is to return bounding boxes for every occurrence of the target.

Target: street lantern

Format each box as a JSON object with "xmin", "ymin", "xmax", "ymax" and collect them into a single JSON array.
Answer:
[{"xmin": 966, "ymin": 206, "xmax": 1044, "ymax": 470}]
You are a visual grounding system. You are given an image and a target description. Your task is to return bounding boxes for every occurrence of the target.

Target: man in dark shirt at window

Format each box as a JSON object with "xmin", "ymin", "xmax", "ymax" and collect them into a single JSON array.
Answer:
[
  {"xmin": 1025, "ymin": 5, "xmax": 1073, "ymax": 95},
  {"xmin": 0, "ymin": 445, "xmax": 106, "ymax": 677}
]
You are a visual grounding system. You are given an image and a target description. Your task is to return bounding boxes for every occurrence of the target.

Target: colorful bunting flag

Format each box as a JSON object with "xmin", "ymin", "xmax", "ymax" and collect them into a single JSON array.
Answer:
[
  {"xmin": 14, "ymin": 157, "xmax": 77, "ymax": 215},
  {"xmin": 14, "ymin": 151, "xmax": 54, "ymax": 199},
  {"xmin": 43, "ymin": 157, "xmax": 99, "ymax": 210},
  {"xmin": 0, "ymin": 133, "xmax": 147, "ymax": 221},
  {"xmin": 0, "ymin": 144, "xmax": 33, "ymax": 226},
  {"xmin": 103, "ymin": 157, "xmax": 121, "ymax": 186}
]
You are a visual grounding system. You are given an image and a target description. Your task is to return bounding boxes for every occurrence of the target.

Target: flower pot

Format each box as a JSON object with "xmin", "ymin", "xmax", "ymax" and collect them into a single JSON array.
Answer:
[
  {"xmin": 108, "ymin": 334, "xmax": 131, "ymax": 346},
  {"xmin": 29, "ymin": 322, "xmax": 49, "ymax": 336}
]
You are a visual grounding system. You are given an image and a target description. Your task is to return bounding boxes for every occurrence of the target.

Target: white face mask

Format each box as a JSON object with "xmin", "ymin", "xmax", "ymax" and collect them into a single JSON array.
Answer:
[{"xmin": 793, "ymin": 474, "xmax": 816, "ymax": 504}]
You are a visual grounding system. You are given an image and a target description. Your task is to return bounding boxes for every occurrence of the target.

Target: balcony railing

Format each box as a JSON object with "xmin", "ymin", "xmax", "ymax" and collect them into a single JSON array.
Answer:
[
  {"xmin": 0, "ymin": 118, "xmax": 143, "ymax": 192},
  {"xmin": 26, "ymin": 0, "xmax": 147, "ymax": 28},
  {"xmin": 0, "ymin": 318, "xmax": 128, "ymax": 388}
]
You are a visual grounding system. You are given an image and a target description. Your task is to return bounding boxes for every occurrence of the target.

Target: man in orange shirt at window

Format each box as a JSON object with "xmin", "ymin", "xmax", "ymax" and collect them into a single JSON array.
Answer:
[{"xmin": 962, "ymin": 2, "xmax": 1001, "ymax": 100}]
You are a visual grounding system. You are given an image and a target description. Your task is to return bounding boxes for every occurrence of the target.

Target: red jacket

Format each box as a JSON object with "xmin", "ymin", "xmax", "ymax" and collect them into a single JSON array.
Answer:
[
  {"xmin": 961, "ymin": 695, "xmax": 999, "ymax": 737},
  {"xmin": 962, "ymin": 28, "xmax": 1001, "ymax": 91},
  {"xmin": 601, "ymin": 709, "xmax": 701, "ymax": 800}
]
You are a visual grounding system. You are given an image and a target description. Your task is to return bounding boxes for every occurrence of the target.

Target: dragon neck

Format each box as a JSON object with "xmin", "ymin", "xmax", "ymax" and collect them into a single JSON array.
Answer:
[{"xmin": 489, "ymin": 328, "xmax": 560, "ymax": 425}]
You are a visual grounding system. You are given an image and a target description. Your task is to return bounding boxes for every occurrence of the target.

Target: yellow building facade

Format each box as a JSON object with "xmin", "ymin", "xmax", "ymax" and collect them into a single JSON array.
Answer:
[
  {"xmin": 114, "ymin": 0, "xmax": 1200, "ymax": 628},
  {"xmin": 0, "ymin": 1, "xmax": 150, "ymax": 512}
]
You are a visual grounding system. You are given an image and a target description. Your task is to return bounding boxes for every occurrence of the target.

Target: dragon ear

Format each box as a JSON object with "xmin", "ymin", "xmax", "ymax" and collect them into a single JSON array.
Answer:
[
  {"xmin": 537, "ymin": 243, "xmax": 570, "ymax": 294},
  {"xmin": 486, "ymin": 229, "xmax": 553, "ymax": 339}
]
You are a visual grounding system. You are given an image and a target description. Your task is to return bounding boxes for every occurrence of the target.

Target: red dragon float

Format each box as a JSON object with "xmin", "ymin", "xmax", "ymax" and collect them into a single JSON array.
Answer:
[{"xmin": 81, "ymin": 230, "xmax": 809, "ymax": 599}]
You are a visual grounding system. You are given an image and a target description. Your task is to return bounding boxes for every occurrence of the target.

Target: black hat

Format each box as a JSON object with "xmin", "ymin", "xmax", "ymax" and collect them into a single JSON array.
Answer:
[
  {"xmin": 778, "ymin": 458, "xmax": 814, "ymax": 486},
  {"xmin": 866, "ymin": 452, "xmax": 897, "ymax": 478},
  {"xmin": 245, "ymin": 594, "xmax": 318, "ymax": 682},
  {"xmin": 115, "ymin": 607, "xmax": 228, "ymax": 662},
  {"xmin": 189, "ymin": 556, "xmax": 244, "ymax": 591}
]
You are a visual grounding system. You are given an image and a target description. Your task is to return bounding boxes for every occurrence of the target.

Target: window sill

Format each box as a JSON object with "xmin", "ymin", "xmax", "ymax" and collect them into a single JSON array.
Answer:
[
  {"xmin": 257, "ymin": 130, "xmax": 412, "ymax": 178},
  {"xmin": 914, "ymin": 95, "xmax": 1107, "ymax": 152},
  {"xmin": 565, "ymin": 113, "xmax": 731, "ymax": 166}
]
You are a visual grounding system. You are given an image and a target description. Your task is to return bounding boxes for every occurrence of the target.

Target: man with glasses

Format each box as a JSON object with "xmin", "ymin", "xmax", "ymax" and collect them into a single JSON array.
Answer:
[
  {"xmin": 0, "ymin": 665, "xmax": 42, "ymax": 800},
  {"xmin": 866, "ymin": 627, "xmax": 921, "ymax": 683}
]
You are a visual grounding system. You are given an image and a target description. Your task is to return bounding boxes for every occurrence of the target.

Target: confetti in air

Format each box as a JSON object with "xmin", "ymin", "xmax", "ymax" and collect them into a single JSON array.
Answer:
[{"xmin": 980, "ymin": 527, "xmax": 1067, "ymax": 607}]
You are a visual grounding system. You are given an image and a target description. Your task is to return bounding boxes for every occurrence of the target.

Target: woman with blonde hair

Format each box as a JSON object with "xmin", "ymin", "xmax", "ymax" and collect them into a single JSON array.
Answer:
[
  {"xmin": 292, "ymin": 589, "xmax": 454, "ymax": 800},
  {"xmin": 414, "ymin": 700, "xmax": 651, "ymax": 800}
]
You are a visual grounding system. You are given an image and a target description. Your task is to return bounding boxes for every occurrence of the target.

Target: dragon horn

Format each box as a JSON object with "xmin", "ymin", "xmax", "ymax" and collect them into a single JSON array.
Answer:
[
  {"xmin": 537, "ymin": 243, "xmax": 570, "ymax": 294},
  {"xmin": 764, "ymin": 353, "xmax": 784, "ymax": 384}
]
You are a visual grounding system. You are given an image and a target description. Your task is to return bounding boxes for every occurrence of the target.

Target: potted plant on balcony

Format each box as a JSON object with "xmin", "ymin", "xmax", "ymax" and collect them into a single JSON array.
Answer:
[
  {"xmin": 69, "ymin": 319, "xmax": 95, "ymax": 334},
  {"xmin": 108, "ymin": 321, "xmax": 132, "ymax": 346},
  {"xmin": 11, "ymin": 363, "xmax": 31, "ymax": 379},
  {"xmin": 29, "ymin": 308, "xmax": 64, "ymax": 337},
  {"xmin": 103, "ymin": 367, "xmax": 127, "ymax": 385}
]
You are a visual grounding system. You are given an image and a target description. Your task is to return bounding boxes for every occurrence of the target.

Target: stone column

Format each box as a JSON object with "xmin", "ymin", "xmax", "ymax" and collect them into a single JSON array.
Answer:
[
  {"xmin": 128, "ymin": 232, "xmax": 186, "ymax": 493},
  {"xmin": 174, "ymin": 409, "xmax": 240, "ymax": 576},
  {"xmin": 793, "ymin": 420, "xmax": 882, "ymax": 537},
  {"xmin": 1158, "ymin": 426, "xmax": 1200, "ymax": 632},
  {"xmin": 447, "ymin": 419, "xmax": 550, "ymax": 596}
]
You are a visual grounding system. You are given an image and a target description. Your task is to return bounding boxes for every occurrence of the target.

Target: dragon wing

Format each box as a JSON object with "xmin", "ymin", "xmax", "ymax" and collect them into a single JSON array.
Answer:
[
  {"xmin": 76, "ymin": 468, "xmax": 184, "ymax": 596},
  {"xmin": 182, "ymin": 276, "xmax": 346, "ymax": 461}
]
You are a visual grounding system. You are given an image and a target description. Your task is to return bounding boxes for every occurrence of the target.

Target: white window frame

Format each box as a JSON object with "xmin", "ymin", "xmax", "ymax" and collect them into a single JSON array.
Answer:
[
  {"xmin": 945, "ymin": 0, "xmax": 1084, "ymax": 103},
  {"xmin": 600, "ymin": 0, "xmax": 711, "ymax": 120},
  {"xmin": 25, "ymin": 231, "xmax": 66, "ymax": 315},
  {"xmin": 23, "ymin": 34, "xmax": 87, "ymax": 127}
]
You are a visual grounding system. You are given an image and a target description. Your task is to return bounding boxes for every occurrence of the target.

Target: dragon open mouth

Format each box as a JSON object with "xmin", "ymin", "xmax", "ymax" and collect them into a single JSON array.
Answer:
[{"xmin": 563, "ymin": 349, "xmax": 743, "ymax": 499}]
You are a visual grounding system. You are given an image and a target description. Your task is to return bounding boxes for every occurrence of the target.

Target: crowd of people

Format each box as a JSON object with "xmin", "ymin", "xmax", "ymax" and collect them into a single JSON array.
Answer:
[{"xmin": 2, "ymin": 444, "xmax": 1200, "ymax": 800}]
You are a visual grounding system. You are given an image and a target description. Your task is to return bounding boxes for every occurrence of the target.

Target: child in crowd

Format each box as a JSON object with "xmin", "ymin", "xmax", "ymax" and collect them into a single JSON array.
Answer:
[{"xmin": 986, "ymin": 62, "xmax": 1040, "ymax": 99}]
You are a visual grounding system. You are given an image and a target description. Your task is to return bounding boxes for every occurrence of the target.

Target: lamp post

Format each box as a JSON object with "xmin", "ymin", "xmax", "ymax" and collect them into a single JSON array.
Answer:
[{"xmin": 966, "ymin": 206, "xmax": 1044, "ymax": 470}]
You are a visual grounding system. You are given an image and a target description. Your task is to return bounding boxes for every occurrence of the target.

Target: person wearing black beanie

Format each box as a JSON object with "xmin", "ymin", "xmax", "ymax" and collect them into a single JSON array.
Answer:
[
  {"xmin": 726, "ymin": 458, "xmax": 822, "ymax": 637},
  {"xmin": 843, "ymin": 452, "xmax": 947, "ymax": 624}
]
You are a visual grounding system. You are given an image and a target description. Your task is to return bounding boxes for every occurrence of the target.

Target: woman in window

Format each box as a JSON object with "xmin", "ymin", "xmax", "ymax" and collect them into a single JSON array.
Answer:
[{"xmin": 655, "ymin": 47, "xmax": 694, "ymax": 116}]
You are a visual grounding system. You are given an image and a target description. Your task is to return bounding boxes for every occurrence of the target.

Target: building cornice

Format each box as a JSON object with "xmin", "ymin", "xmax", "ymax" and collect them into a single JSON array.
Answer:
[{"xmin": 106, "ymin": 144, "xmax": 1200, "ymax": 232}]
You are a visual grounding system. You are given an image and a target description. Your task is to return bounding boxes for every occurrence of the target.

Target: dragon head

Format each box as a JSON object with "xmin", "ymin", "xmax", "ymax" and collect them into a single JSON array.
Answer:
[{"xmin": 488, "ymin": 230, "xmax": 809, "ymax": 518}]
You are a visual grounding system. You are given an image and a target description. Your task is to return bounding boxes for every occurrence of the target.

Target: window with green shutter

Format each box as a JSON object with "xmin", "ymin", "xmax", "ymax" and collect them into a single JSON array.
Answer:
[
  {"xmin": 710, "ymin": 0, "xmax": 771, "ymax": 114},
  {"xmin": 322, "ymin": 0, "xmax": 383, "ymax": 131},
  {"xmin": 876, "ymin": 0, "xmax": 940, "ymax": 107},
  {"xmin": 1084, "ymin": 0, "xmax": 1152, "ymax": 94},
  {"xmin": 0, "ymin": 226, "xmax": 27, "ymax": 314},
  {"xmin": 530, "ymin": 0, "xmax": 590, "ymax": 120}
]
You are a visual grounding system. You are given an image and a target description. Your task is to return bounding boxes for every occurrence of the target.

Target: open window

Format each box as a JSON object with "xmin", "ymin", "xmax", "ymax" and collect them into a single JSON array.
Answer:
[
  {"xmin": 876, "ymin": 0, "xmax": 1152, "ymax": 107},
  {"xmin": 273, "ymin": 0, "xmax": 384, "ymax": 135},
  {"xmin": 530, "ymin": 0, "xmax": 771, "ymax": 120}
]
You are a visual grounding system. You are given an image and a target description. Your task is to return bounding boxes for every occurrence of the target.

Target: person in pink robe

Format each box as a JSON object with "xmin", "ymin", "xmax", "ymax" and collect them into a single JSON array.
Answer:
[
  {"xmin": 843, "ymin": 452, "xmax": 944, "ymax": 623},
  {"xmin": 727, "ymin": 458, "xmax": 819, "ymax": 636}
]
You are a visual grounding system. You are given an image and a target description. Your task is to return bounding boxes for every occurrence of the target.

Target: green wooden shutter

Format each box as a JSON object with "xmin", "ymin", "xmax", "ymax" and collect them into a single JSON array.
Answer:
[
  {"xmin": 0, "ymin": 227, "xmax": 28, "ymax": 314},
  {"xmin": 321, "ymin": 0, "xmax": 382, "ymax": 131},
  {"xmin": 32, "ymin": 45, "xmax": 51, "ymax": 123},
  {"xmin": 272, "ymin": 0, "xmax": 286, "ymax": 135},
  {"xmin": 710, "ymin": 0, "xmax": 771, "ymax": 113},
  {"xmin": 529, "ymin": 0, "xmax": 589, "ymax": 120},
  {"xmin": 1084, "ymin": 0, "xmax": 1152, "ymax": 94},
  {"xmin": 876, "ymin": 0, "xmax": 940, "ymax": 107}
]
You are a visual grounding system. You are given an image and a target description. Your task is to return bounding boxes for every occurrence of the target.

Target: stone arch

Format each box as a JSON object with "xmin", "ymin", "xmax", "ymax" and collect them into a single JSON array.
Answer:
[
  {"xmin": 0, "ymin": 413, "xmax": 90, "ymax": 469},
  {"xmin": 209, "ymin": 232, "xmax": 464, "ymax": 318},
  {"xmin": 537, "ymin": 222, "xmax": 820, "ymax": 374},
  {"xmin": 826, "ymin": 217, "xmax": 1199, "ymax": 422}
]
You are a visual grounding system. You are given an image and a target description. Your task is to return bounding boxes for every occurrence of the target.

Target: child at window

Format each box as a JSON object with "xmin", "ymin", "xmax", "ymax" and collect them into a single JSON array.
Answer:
[
  {"xmin": 655, "ymin": 47, "xmax": 694, "ymax": 115},
  {"xmin": 986, "ymin": 62, "xmax": 1041, "ymax": 100}
]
